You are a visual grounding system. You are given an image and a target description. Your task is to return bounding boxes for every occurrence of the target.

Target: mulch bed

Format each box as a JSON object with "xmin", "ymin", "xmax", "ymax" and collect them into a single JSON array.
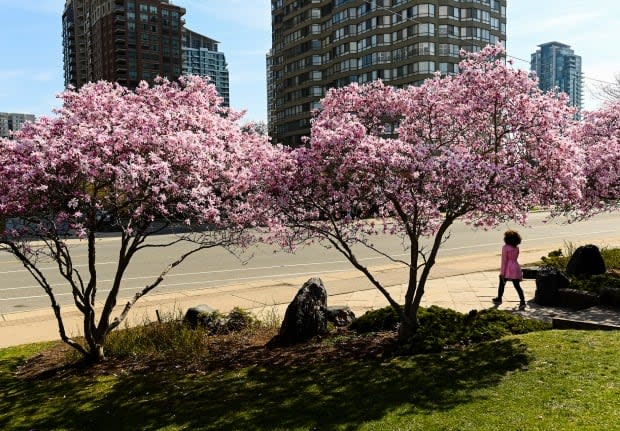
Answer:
[{"xmin": 15, "ymin": 328, "xmax": 398, "ymax": 380}]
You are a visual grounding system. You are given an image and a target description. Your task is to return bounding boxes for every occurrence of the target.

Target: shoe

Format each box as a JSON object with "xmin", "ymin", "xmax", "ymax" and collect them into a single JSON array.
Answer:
[
  {"xmin": 492, "ymin": 297, "xmax": 502, "ymax": 304},
  {"xmin": 519, "ymin": 303, "xmax": 526, "ymax": 310}
]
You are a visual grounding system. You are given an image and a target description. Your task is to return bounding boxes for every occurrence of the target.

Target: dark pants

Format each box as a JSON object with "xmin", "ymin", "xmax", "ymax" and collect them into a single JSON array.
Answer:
[{"xmin": 497, "ymin": 276, "xmax": 525, "ymax": 304}]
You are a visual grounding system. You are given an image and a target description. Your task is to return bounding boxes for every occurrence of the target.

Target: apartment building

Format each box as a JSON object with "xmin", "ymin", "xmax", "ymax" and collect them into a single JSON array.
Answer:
[
  {"xmin": 0, "ymin": 112, "xmax": 36, "ymax": 138},
  {"xmin": 62, "ymin": 0, "xmax": 186, "ymax": 88},
  {"xmin": 269, "ymin": 0, "xmax": 507, "ymax": 146},
  {"xmin": 182, "ymin": 28, "xmax": 230, "ymax": 106}
]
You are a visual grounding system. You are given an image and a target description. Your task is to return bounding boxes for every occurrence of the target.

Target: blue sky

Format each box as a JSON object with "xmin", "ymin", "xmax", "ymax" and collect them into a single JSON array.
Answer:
[{"xmin": 0, "ymin": 0, "xmax": 618, "ymax": 123}]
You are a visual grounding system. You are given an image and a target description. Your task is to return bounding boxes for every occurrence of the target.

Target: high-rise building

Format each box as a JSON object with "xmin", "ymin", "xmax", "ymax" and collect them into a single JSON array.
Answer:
[
  {"xmin": 0, "ymin": 112, "xmax": 36, "ymax": 138},
  {"xmin": 531, "ymin": 41, "xmax": 582, "ymax": 111},
  {"xmin": 269, "ymin": 0, "xmax": 507, "ymax": 146},
  {"xmin": 182, "ymin": 28, "xmax": 230, "ymax": 106},
  {"xmin": 62, "ymin": 0, "xmax": 186, "ymax": 89},
  {"xmin": 266, "ymin": 50, "xmax": 276, "ymax": 136}
]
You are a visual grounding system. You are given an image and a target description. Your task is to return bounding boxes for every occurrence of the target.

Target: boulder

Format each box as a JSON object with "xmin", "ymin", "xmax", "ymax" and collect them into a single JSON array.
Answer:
[
  {"xmin": 566, "ymin": 244, "xmax": 606, "ymax": 277},
  {"xmin": 268, "ymin": 277, "xmax": 328, "ymax": 347},
  {"xmin": 183, "ymin": 304, "xmax": 218, "ymax": 329},
  {"xmin": 534, "ymin": 267, "xmax": 570, "ymax": 306},
  {"xmin": 326, "ymin": 305, "xmax": 356, "ymax": 327}
]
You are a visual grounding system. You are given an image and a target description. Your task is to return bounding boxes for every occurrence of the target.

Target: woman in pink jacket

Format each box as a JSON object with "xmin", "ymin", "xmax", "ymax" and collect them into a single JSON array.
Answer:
[{"xmin": 493, "ymin": 230, "xmax": 526, "ymax": 310}]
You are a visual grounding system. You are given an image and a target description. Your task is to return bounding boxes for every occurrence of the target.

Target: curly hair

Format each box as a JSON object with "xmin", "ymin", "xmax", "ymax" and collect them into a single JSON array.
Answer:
[{"xmin": 504, "ymin": 230, "xmax": 522, "ymax": 247}]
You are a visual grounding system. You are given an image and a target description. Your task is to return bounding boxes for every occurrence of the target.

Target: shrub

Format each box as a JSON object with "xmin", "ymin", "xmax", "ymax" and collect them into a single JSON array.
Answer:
[
  {"xmin": 225, "ymin": 307, "xmax": 258, "ymax": 333},
  {"xmin": 540, "ymin": 249, "xmax": 570, "ymax": 271},
  {"xmin": 349, "ymin": 305, "xmax": 402, "ymax": 333},
  {"xmin": 352, "ymin": 305, "xmax": 551, "ymax": 354},
  {"xmin": 104, "ymin": 308, "xmax": 266, "ymax": 362},
  {"xmin": 105, "ymin": 312, "xmax": 211, "ymax": 360},
  {"xmin": 569, "ymin": 273, "xmax": 620, "ymax": 294}
]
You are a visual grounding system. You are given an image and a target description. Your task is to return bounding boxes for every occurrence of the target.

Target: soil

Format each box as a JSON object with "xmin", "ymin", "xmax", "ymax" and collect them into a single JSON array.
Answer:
[{"xmin": 15, "ymin": 328, "xmax": 399, "ymax": 380}]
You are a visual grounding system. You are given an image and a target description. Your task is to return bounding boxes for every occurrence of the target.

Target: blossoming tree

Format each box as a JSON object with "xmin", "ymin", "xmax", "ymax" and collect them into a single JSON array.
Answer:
[
  {"xmin": 270, "ymin": 46, "xmax": 585, "ymax": 339},
  {"xmin": 0, "ymin": 76, "xmax": 275, "ymax": 361},
  {"xmin": 571, "ymin": 99, "xmax": 620, "ymax": 213}
]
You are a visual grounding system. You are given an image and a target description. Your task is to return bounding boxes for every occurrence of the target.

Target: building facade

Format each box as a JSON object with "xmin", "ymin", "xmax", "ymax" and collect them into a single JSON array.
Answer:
[
  {"xmin": 62, "ymin": 0, "xmax": 186, "ymax": 89},
  {"xmin": 182, "ymin": 28, "xmax": 230, "ymax": 106},
  {"xmin": 0, "ymin": 112, "xmax": 36, "ymax": 138},
  {"xmin": 269, "ymin": 0, "xmax": 507, "ymax": 146},
  {"xmin": 531, "ymin": 41, "xmax": 582, "ymax": 111}
]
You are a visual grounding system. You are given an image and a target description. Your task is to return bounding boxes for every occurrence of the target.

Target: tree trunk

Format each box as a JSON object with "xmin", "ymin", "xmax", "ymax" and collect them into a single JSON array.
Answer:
[
  {"xmin": 87, "ymin": 344, "xmax": 106, "ymax": 362},
  {"xmin": 397, "ymin": 302, "xmax": 420, "ymax": 341}
]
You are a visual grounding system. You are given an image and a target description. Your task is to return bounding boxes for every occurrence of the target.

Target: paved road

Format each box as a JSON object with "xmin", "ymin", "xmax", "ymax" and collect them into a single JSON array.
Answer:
[{"xmin": 1, "ymin": 211, "xmax": 619, "ymax": 315}]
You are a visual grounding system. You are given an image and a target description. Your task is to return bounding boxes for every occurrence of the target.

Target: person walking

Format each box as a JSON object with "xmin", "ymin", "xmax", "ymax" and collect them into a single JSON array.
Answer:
[{"xmin": 493, "ymin": 230, "xmax": 526, "ymax": 310}]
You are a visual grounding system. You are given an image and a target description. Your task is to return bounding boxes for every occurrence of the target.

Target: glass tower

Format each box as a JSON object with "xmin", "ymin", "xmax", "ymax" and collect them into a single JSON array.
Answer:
[
  {"xmin": 531, "ymin": 41, "xmax": 583, "ymax": 111},
  {"xmin": 182, "ymin": 28, "xmax": 230, "ymax": 106}
]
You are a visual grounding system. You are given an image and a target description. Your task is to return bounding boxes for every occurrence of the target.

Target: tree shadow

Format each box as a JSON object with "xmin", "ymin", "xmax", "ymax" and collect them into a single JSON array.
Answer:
[{"xmin": 2, "ymin": 338, "xmax": 531, "ymax": 430}]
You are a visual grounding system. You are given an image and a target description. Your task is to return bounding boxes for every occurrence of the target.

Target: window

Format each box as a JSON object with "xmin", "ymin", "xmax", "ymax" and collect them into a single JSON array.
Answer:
[
  {"xmin": 439, "ymin": 24, "xmax": 459, "ymax": 37},
  {"xmin": 439, "ymin": 62, "xmax": 459, "ymax": 75},
  {"xmin": 439, "ymin": 5, "xmax": 459, "ymax": 19},
  {"xmin": 438, "ymin": 43, "xmax": 459, "ymax": 57}
]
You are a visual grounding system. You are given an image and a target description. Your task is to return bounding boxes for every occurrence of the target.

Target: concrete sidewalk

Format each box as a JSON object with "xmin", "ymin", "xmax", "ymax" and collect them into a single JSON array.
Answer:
[{"xmin": 2, "ymin": 245, "xmax": 620, "ymax": 348}]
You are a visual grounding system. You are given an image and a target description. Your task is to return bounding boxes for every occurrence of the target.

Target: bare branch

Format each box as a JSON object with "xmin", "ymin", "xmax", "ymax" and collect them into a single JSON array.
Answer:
[{"xmin": 108, "ymin": 244, "xmax": 212, "ymax": 332}]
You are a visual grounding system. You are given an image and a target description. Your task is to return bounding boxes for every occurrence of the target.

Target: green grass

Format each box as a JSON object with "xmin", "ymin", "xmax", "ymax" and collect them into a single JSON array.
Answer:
[
  {"xmin": 2, "ymin": 330, "xmax": 620, "ymax": 430},
  {"xmin": 602, "ymin": 248, "xmax": 620, "ymax": 270}
]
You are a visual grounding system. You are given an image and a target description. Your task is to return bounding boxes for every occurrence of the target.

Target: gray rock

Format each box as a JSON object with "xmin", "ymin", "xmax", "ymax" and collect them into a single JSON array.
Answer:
[
  {"xmin": 184, "ymin": 304, "xmax": 217, "ymax": 328},
  {"xmin": 566, "ymin": 244, "xmax": 606, "ymax": 277},
  {"xmin": 326, "ymin": 305, "xmax": 356, "ymax": 327},
  {"xmin": 269, "ymin": 277, "xmax": 328, "ymax": 347}
]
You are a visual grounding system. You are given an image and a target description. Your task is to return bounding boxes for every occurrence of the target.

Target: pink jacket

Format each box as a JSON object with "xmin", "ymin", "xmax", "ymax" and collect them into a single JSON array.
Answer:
[{"xmin": 500, "ymin": 244, "xmax": 522, "ymax": 280}]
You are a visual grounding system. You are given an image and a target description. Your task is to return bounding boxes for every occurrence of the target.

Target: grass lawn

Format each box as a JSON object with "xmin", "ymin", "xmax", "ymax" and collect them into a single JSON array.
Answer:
[{"xmin": 2, "ymin": 330, "xmax": 620, "ymax": 431}]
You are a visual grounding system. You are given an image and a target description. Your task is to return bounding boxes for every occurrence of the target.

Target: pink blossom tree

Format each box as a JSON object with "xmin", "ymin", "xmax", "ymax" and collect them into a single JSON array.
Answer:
[
  {"xmin": 571, "ymin": 99, "xmax": 620, "ymax": 214},
  {"xmin": 269, "ymin": 46, "xmax": 584, "ymax": 339},
  {"xmin": 0, "ymin": 76, "xmax": 276, "ymax": 361}
]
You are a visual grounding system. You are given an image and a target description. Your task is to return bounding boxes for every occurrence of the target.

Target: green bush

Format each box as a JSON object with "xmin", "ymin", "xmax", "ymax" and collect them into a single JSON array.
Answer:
[
  {"xmin": 105, "ymin": 317, "xmax": 211, "ymax": 359},
  {"xmin": 225, "ymin": 307, "xmax": 258, "ymax": 332},
  {"xmin": 352, "ymin": 305, "xmax": 551, "ymax": 354},
  {"xmin": 104, "ymin": 308, "xmax": 264, "ymax": 361},
  {"xmin": 465, "ymin": 308, "xmax": 550, "ymax": 342},
  {"xmin": 404, "ymin": 307, "xmax": 550, "ymax": 354},
  {"xmin": 349, "ymin": 305, "xmax": 402, "ymax": 333},
  {"xmin": 570, "ymin": 273, "xmax": 620, "ymax": 294},
  {"xmin": 540, "ymin": 248, "xmax": 570, "ymax": 271}
]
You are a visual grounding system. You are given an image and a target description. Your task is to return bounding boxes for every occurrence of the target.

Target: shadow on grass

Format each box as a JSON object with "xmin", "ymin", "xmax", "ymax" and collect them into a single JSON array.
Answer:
[{"xmin": 1, "ymin": 339, "xmax": 530, "ymax": 431}]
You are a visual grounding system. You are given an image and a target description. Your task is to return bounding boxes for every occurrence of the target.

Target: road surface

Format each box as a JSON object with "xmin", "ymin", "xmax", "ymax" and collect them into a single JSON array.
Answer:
[{"xmin": 1, "ymin": 211, "xmax": 618, "ymax": 315}]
